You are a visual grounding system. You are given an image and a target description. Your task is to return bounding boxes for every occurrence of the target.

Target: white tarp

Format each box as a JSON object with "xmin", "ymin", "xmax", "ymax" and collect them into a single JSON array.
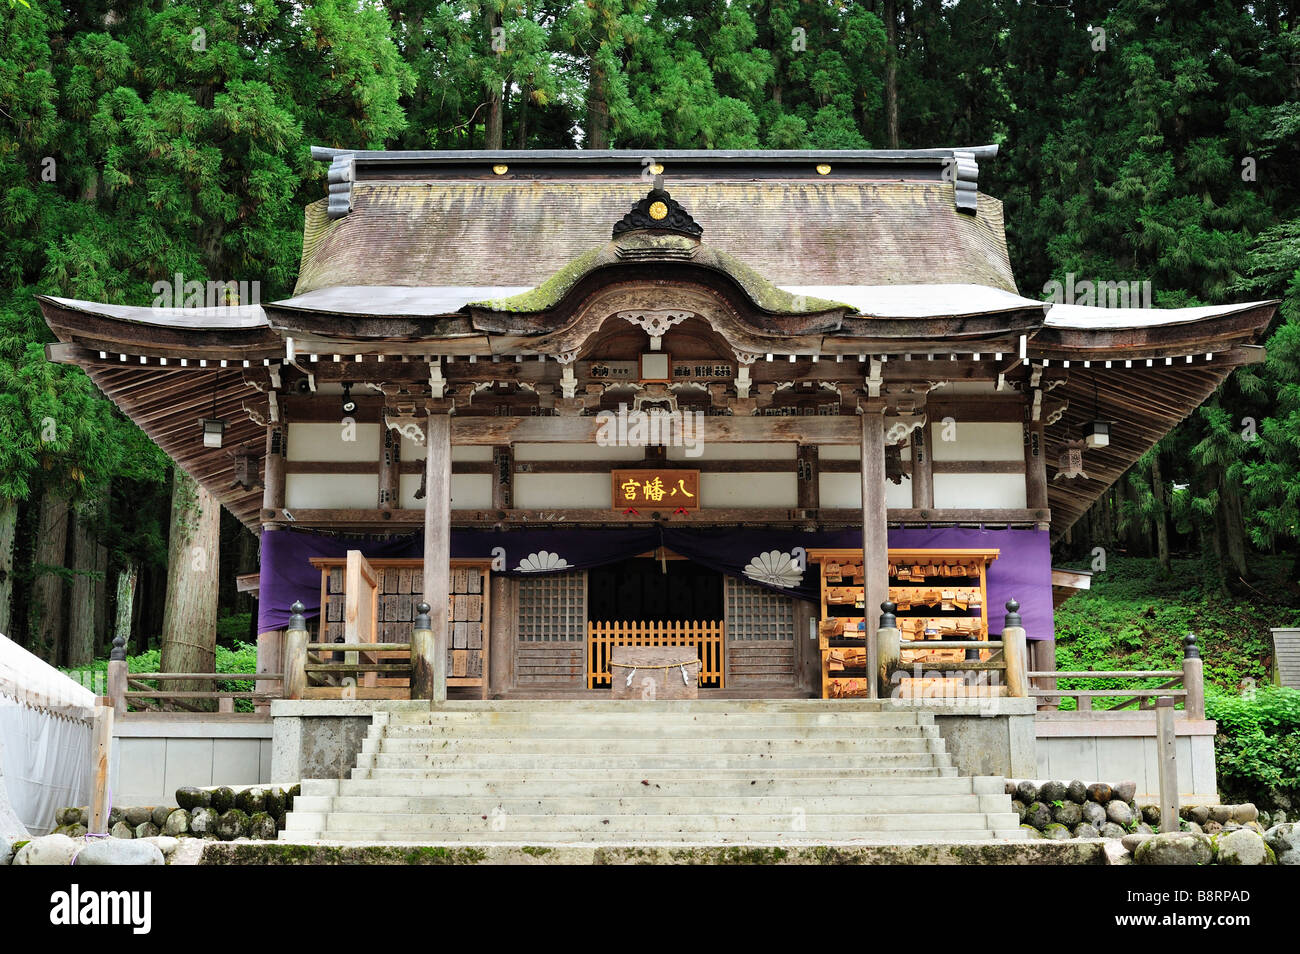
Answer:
[{"xmin": 0, "ymin": 633, "xmax": 96, "ymax": 837}]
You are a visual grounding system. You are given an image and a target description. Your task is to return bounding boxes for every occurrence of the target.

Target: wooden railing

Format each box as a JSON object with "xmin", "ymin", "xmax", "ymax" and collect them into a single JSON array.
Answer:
[
  {"xmin": 874, "ymin": 599, "xmax": 1027, "ymax": 699},
  {"xmin": 105, "ymin": 635, "xmax": 280, "ymax": 714},
  {"xmin": 588, "ymin": 620, "xmax": 725, "ymax": 689},
  {"xmin": 1028, "ymin": 633, "xmax": 1206, "ymax": 718}
]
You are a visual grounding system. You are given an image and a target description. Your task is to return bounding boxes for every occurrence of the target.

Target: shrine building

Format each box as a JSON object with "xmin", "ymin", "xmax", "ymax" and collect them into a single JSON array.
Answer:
[{"xmin": 37, "ymin": 147, "xmax": 1276, "ymax": 703}]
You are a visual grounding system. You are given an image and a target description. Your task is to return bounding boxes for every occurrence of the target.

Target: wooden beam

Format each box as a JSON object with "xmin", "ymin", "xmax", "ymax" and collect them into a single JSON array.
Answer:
[
  {"xmin": 861, "ymin": 405, "xmax": 888, "ymax": 700},
  {"xmin": 379, "ymin": 425, "xmax": 400, "ymax": 510},
  {"xmin": 452, "ymin": 415, "xmax": 864, "ymax": 445}
]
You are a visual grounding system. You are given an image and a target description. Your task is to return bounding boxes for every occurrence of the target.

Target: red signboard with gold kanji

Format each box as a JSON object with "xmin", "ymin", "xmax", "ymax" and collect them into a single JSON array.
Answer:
[{"xmin": 612, "ymin": 470, "xmax": 701, "ymax": 510}]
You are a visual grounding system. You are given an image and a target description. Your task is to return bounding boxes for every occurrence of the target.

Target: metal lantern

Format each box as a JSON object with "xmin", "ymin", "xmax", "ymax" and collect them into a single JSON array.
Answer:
[
  {"xmin": 1084, "ymin": 419, "xmax": 1110, "ymax": 448},
  {"xmin": 1055, "ymin": 439, "xmax": 1088, "ymax": 480}
]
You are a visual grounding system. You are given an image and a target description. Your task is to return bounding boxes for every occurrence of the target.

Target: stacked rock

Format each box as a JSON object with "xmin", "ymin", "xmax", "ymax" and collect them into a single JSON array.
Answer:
[
  {"xmin": 1007, "ymin": 779, "xmax": 1151, "ymax": 841},
  {"xmin": 50, "ymin": 783, "xmax": 299, "ymax": 843}
]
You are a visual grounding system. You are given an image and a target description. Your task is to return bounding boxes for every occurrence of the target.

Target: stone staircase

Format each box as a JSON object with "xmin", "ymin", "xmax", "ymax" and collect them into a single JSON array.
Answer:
[{"xmin": 282, "ymin": 701, "xmax": 1023, "ymax": 844}]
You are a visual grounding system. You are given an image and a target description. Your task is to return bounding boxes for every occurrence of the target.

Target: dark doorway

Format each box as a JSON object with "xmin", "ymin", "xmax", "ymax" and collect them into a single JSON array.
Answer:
[{"xmin": 587, "ymin": 556, "xmax": 723, "ymax": 622}]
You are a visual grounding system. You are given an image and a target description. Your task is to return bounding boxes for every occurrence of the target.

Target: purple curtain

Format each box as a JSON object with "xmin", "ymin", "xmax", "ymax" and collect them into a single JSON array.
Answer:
[{"xmin": 258, "ymin": 525, "xmax": 1054, "ymax": 640}]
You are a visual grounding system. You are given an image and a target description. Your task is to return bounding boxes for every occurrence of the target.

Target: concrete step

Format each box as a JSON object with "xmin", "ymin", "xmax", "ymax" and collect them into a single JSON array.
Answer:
[
  {"xmin": 363, "ymin": 752, "xmax": 954, "ymax": 771},
  {"xmin": 287, "ymin": 810, "xmax": 1020, "ymax": 835},
  {"xmin": 375, "ymin": 722, "xmax": 942, "ymax": 740},
  {"xmin": 290, "ymin": 793, "xmax": 1013, "ymax": 815},
  {"xmin": 302, "ymin": 775, "xmax": 997, "ymax": 798},
  {"xmin": 352, "ymin": 764, "xmax": 960, "ymax": 779},
  {"xmin": 364, "ymin": 737, "xmax": 945, "ymax": 755},
  {"xmin": 386, "ymin": 700, "xmax": 926, "ymax": 715},
  {"xmin": 280, "ymin": 829, "xmax": 1017, "ymax": 844}
]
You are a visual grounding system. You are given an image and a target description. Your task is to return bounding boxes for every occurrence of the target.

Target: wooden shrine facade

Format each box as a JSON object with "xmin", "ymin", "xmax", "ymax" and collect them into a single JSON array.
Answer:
[{"xmin": 37, "ymin": 148, "xmax": 1277, "ymax": 700}]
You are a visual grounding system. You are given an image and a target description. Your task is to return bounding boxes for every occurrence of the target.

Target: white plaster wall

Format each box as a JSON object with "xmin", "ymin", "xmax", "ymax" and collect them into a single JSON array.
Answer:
[
  {"xmin": 931, "ymin": 421, "xmax": 1023, "ymax": 461},
  {"xmin": 287, "ymin": 422, "xmax": 380, "ymax": 462},
  {"xmin": 668, "ymin": 442, "xmax": 796, "ymax": 461},
  {"xmin": 514, "ymin": 473, "xmax": 613, "ymax": 508},
  {"xmin": 399, "ymin": 435, "xmax": 493, "ymax": 462},
  {"xmin": 515, "ymin": 442, "xmax": 644, "ymax": 461},
  {"xmin": 111, "ymin": 720, "xmax": 274, "ymax": 807},
  {"xmin": 398, "ymin": 473, "xmax": 493, "ymax": 510},
  {"xmin": 818, "ymin": 445, "xmax": 861, "ymax": 460},
  {"xmin": 1035, "ymin": 733, "xmax": 1218, "ymax": 800},
  {"xmin": 819, "ymin": 473, "xmax": 913, "ymax": 509},
  {"xmin": 700, "ymin": 473, "xmax": 796, "ymax": 508},
  {"xmin": 285, "ymin": 474, "xmax": 379, "ymax": 509},
  {"xmin": 932, "ymin": 473, "xmax": 1027, "ymax": 509}
]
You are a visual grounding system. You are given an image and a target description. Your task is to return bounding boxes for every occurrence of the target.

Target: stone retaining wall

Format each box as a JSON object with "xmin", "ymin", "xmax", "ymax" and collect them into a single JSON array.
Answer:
[{"xmin": 47, "ymin": 783, "xmax": 300, "ymax": 843}]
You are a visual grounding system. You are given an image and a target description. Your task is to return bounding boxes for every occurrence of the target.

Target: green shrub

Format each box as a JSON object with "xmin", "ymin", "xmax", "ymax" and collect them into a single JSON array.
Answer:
[
  {"xmin": 1205, "ymin": 686, "xmax": 1300, "ymax": 810},
  {"xmin": 62, "ymin": 640, "xmax": 260, "ymax": 712}
]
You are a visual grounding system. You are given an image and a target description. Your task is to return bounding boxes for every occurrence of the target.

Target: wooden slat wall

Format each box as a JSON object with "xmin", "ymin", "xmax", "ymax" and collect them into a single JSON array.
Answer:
[
  {"xmin": 1275, "ymin": 630, "xmax": 1300, "ymax": 689},
  {"xmin": 724, "ymin": 576, "xmax": 796, "ymax": 687},
  {"xmin": 514, "ymin": 571, "xmax": 587, "ymax": 688}
]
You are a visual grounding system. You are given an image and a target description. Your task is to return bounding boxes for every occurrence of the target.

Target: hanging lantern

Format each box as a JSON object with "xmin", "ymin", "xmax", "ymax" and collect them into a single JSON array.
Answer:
[
  {"xmin": 1084, "ymin": 419, "xmax": 1111, "ymax": 448},
  {"xmin": 1055, "ymin": 439, "xmax": 1089, "ymax": 480},
  {"xmin": 200, "ymin": 418, "xmax": 226, "ymax": 448}
]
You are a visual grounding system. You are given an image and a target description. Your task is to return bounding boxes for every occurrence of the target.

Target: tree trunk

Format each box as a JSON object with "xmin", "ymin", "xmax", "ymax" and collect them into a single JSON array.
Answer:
[
  {"xmin": 587, "ymin": 58, "xmax": 609, "ymax": 149},
  {"xmin": 1151, "ymin": 452, "xmax": 1170, "ymax": 573},
  {"xmin": 1219, "ymin": 468, "xmax": 1249, "ymax": 581},
  {"xmin": 66, "ymin": 494, "xmax": 102, "ymax": 667},
  {"xmin": 0, "ymin": 497, "xmax": 16, "ymax": 637},
  {"xmin": 114, "ymin": 562, "xmax": 138, "ymax": 650},
  {"xmin": 884, "ymin": 0, "xmax": 900, "ymax": 148},
  {"xmin": 515, "ymin": 84, "xmax": 530, "ymax": 149},
  {"xmin": 160, "ymin": 469, "xmax": 221, "ymax": 700},
  {"xmin": 94, "ymin": 543, "xmax": 109, "ymax": 653},
  {"xmin": 30, "ymin": 490, "xmax": 70, "ymax": 663},
  {"xmin": 483, "ymin": 6, "xmax": 504, "ymax": 149}
]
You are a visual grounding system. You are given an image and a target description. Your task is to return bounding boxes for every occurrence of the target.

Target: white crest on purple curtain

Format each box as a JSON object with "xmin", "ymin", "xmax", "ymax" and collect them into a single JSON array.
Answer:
[
  {"xmin": 742, "ymin": 550, "xmax": 804, "ymax": 589},
  {"xmin": 515, "ymin": 550, "xmax": 571, "ymax": 573}
]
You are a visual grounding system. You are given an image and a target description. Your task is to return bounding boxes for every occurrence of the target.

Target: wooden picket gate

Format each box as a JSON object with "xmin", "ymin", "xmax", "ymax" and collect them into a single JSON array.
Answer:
[{"xmin": 587, "ymin": 620, "xmax": 725, "ymax": 689}]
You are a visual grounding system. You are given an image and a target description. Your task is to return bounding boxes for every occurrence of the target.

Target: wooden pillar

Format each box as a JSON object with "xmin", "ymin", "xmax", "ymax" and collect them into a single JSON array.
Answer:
[
  {"xmin": 910, "ymin": 421, "xmax": 933, "ymax": 509},
  {"xmin": 860, "ymin": 404, "xmax": 888, "ymax": 699},
  {"xmin": 254, "ymin": 628, "xmax": 283, "ymax": 713},
  {"xmin": 796, "ymin": 443, "xmax": 819, "ymax": 510},
  {"xmin": 379, "ymin": 426, "xmax": 400, "ymax": 510},
  {"xmin": 1156, "ymin": 697, "xmax": 1180, "ymax": 831},
  {"xmin": 1024, "ymin": 419, "xmax": 1047, "ymax": 510},
  {"xmin": 423, "ymin": 411, "xmax": 452, "ymax": 701},
  {"xmin": 488, "ymin": 575, "xmax": 512, "ymax": 695},
  {"xmin": 107, "ymin": 634, "xmax": 127, "ymax": 717},
  {"xmin": 263, "ymin": 424, "xmax": 286, "ymax": 514},
  {"xmin": 492, "ymin": 445, "xmax": 513, "ymax": 511},
  {"xmin": 1002, "ymin": 599, "xmax": 1028, "ymax": 699}
]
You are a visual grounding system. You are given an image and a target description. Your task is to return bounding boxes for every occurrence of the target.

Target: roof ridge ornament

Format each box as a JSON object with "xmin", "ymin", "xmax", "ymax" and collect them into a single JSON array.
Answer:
[{"xmin": 612, "ymin": 176, "xmax": 703, "ymax": 239}]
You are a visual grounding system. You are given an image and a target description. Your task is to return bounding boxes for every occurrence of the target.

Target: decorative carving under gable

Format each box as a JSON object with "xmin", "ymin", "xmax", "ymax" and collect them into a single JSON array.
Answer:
[
  {"xmin": 617, "ymin": 310, "xmax": 692, "ymax": 350},
  {"xmin": 611, "ymin": 184, "xmax": 703, "ymax": 239},
  {"xmin": 241, "ymin": 401, "xmax": 268, "ymax": 427},
  {"xmin": 632, "ymin": 384, "xmax": 679, "ymax": 414},
  {"xmin": 1044, "ymin": 400, "xmax": 1069, "ymax": 426}
]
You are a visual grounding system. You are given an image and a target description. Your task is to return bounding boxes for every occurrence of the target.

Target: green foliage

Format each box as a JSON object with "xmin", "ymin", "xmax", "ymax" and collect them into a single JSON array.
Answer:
[
  {"xmin": 61, "ymin": 639, "xmax": 259, "ymax": 712},
  {"xmin": 1054, "ymin": 556, "xmax": 1298, "ymax": 705},
  {"xmin": 1205, "ymin": 687, "xmax": 1300, "ymax": 810}
]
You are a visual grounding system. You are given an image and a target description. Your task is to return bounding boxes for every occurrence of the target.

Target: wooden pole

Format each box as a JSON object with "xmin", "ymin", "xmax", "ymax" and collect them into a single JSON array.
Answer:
[
  {"xmin": 1156, "ymin": 696, "xmax": 1180, "ymax": 831},
  {"xmin": 1024, "ymin": 420, "xmax": 1047, "ymax": 510},
  {"xmin": 107, "ymin": 633, "xmax": 128, "ymax": 717},
  {"xmin": 1182, "ymin": 632, "xmax": 1205, "ymax": 720},
  {"xmin": 860, "ymin": 405, "xmax": 888, "ymax": 698},
  {"xmin": 424, "ymin": 411, "xmax": 452, "ymax": 704},
  {"xmin": 876, "ymin": 602, "xmax": 900, "ymax": 698},
  {"xmin": 88, "ymin": 704, "xmax": 113, "ymax": 835},
  {"xmin": 1001, "ymin": 599, "xmax": 1028, "ymax": 698},
  {"xmin": 263, "ymin": 425, "xmax": 286, "ymax": 514},
  {"xmin": 796, "ymin": 443, "xmax": 819, "ymax": 510},
  {"xmin": 282, "ymin": 601, "xmax": 308, "ymax": 701}
]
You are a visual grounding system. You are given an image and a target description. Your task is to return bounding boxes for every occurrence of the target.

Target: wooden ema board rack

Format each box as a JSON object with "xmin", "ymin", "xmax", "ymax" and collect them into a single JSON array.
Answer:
[
  {"xmin": 807, "ymin": 548, "xmax": 999, "ymax": 699},
  {"xmin": 310, "ymin": 557, "xmax": 491, "ymax": 691}
]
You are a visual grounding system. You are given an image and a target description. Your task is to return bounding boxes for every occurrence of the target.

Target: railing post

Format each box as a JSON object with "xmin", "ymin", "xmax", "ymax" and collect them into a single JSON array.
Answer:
[
  {"xmin": 107, "ymin": 634, "xmax": 128, "ymax": 717},
  {"xmin": 1182, "ymin": 632, "xmax": 1205, "ymax": 720},
  {"xmin": 410, "ymin": 602, "xmax": 438, "ymax": 702},
  {"xmin": 876, "ymin": 601, "xmax": 900, "ymax": 697},
  {"xmin": 88, "ymin": 704, "xmax": 113, "ymax": 835},
  {"xmin": 1156, "ymin": 696, "xmax": 1180, "ymax": 831},
  {"xmin": 283, "ymin": 601, "xmax": 308, "ymax": 701},
  {"xmin": 1002, "ymin": 599, "xmax": 1028, "ymax": 699}
]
